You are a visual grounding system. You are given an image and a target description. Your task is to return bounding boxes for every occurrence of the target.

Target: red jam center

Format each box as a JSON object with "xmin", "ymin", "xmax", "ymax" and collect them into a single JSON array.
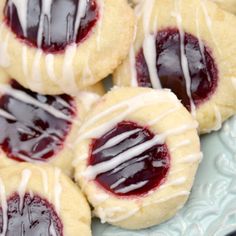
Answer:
[
  {"xmin": 0, "ymin": 193, "xmax": 63, "ymax": 236},
  {"xmin": 4, "ymin": 0, "xmax": 99, "ymax": 53},
  {"xmin": 89, "ymin": 121, "xmax": 170, "ymax": 197},
  {"xmin": 0, "ymin": 80, "xmax": 76, "ymax": 162},
  {"xmin": 136, "ymin": 28, "xmax": 218, "ymax": 111}
]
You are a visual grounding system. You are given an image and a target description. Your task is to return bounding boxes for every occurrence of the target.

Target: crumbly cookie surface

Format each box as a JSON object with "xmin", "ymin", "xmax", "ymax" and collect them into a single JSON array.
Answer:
[{"xmin": 74, "ymin": 87, "xmax": 201, "ymax": 229}]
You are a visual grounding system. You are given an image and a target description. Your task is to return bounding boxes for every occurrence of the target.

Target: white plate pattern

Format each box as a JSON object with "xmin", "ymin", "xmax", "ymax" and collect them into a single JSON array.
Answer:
[{"xmin": 92, "ymin": 116, "xmax": 236, "ymax": 236}]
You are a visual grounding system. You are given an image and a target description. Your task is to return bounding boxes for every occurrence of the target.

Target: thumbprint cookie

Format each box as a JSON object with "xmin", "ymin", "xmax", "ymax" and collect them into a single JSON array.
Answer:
[
  {"xmin": 0, "ymin": 163, "xmax": 91, "ymax": 236},
  {"xmin": 74, "ymin": 87, "xmax": 202, "ymax": 229},
  {"xmin": 114, "ymin": 0, "xmax": 236, "ymax": 133},
  {"xmin": 0, "ymin": 70, "xmax": 103, "ymax": 176},
  {"xmin": 0, "ymin": 0, "xmax": 134, "ymax": 95}
]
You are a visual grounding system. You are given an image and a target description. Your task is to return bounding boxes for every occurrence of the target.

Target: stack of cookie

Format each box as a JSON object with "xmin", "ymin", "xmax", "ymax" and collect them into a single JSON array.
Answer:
[{"xmin": 0, "ymin": 0, "xmax": 235, "ymax": 235}]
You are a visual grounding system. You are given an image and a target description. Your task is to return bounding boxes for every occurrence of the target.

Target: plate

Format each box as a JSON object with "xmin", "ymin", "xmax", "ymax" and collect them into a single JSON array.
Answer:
[{"xmin": 92, "ymin": 115, "xmax": 236, "ymax": 236}]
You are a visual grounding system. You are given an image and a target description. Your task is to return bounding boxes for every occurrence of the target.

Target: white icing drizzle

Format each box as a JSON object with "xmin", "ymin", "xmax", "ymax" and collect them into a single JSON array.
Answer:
[
  {"xmin": 83, "ymin": 122, "xmax": 197, "ymax": 180},
  {"xmin": 142, "ymin": 0, "xmax": 161, "ymax": 89},
  {"xmin": 170, "ymin": 139, "xmax": 191, "ymax": 152},
  {"xmin": 96, "ymin": 206, "xmax": 139, "ymax": 224},
  {"xmin": 212, "ymin": 105, "xmax": 222, "ymax": 131},
  {"xmin": 93, "ymin": 129, "xmax": 140, "ymax": 155},
  {"xmin": 62, "ymin": 44, "xmax": 78, "ymax": 95},
  {"xmin": 110, "ymin": 178, "xmax": 126, "ymax": 190},
  {"xmin": 37, "ymin": 0, "xmax": 53, "ymax": 47},
  {"xmin": 129, "ymin": 46, "xmax": 138, "ymax": 87},
  {"xmin": 176, "ymin": 153, "xmax": 203, "ymax": 164},
  {"xmin": 143, "ymin": 191, "xmax": 190, "ymax": 206},
  {"xmin": 78, "ymin": 91, "xmax": 176, "ymax": 139},
  {"xmin": 9, "ymin": 0, "xmax": 28, "ymax": 36},
  {"xmin": 36, "ymin": 167, "xmax": 49, "ymax": 194},
  {"xmin": 91, "ymin": 193, "xmax": 109, "ymax": 206},
  {"xmin": 54, "ymin": 168, "xmax": 62, "ymax": 213},
  {"xmin": 77, "ymin": 91, "xmax": 100, "ymax": 112},
  {"xmin": 73, "ymin": 0, "xmax": 88, "ymax": 41},
  {"xmin": 45, "ymin": 54, "xmax": 57, "ymax": 83},
  {"xmin": 0, "ymin": 108, "xmax": 16, "ymax": 121},
  {"xmin": 0, "ymin": 178, "xmax": 7, "ymax": 236},
  {"xmin": 159, "ymin": 177, "xmax": 186, "ymax": 190},
  {"xmin": 148, "ymin": 105, "xmax": 181, "ymax": 126},
  {"xmin": 31, "ymin": 50, "xmax": 43, "ymax": 91},
  {"xmin": 143, "ymin": 34, "xmax": 161, "ymax": 89},
  {"xmin": 175, "ymin": 0, "xmax": 196, "ymax": 117},
  {"xmin": 49, "ymin": 223, "xmax": 57, "ymax": 236},
  {"xmin": 96, "ymin": 0, "xmax": 104, "ymax": 50},
  {"xmin": 195, "ymin": 7, "xmax": 211, "ymax": 83},
  {"xmin": 18, "ymin": 169, "xmax": 31, "ymax": 212},
  {"xmin": 115, "ymin": 180, "xmax": 148, "ymax": 194},
  {"xmin": 200, "ymin": 0, "xmax": 221, "ymax": 55},
  {"xmin": 0, "ymin": 84, "xmax": 72, "ymax": 121}
]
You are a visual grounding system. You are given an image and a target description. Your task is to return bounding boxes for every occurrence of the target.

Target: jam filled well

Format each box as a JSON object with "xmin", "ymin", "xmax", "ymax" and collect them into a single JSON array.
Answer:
[
  {"xmin": 89, "ymin": 121, "xmax": 170, "ymax": 197},
  {"xmin": 4, "ymin": 0, "xmax": 99, "ymax": 53},
  {"xmin": 136, "ymin": 28, "xmax": 218, "ymax": 111},
  {"xmin": 0, "ymin": 80, "xmax": 76, "ymax": 162},
  {"xmin": 0, "ymin": 193, "xmax": 63, "ymax": 236}
]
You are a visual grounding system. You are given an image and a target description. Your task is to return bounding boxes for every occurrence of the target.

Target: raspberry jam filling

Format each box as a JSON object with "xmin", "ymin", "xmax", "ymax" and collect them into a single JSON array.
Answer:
[
  {"xmin": 136, "ymin": 28, "xmax": 218, "ymax": 111},
  {"xmin": 0, "ymin": 80, "xmax": 76, "ymax": 162},
  {"xmin": 0, "ymin": 193, "xmax": 63, "ymax": 235},
  {"xmin": 4, "ymin": 0, "xmax": 99, "ymax": 53},
  {"xmin": 89, "ymin": 121, "xmax": 170, "ymax": 197}
]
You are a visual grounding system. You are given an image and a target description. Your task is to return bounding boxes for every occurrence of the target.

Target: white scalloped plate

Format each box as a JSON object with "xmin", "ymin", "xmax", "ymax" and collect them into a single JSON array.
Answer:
[{"xmin": 91, "ymin": 115, "xmax": 236, "ymax": 236}]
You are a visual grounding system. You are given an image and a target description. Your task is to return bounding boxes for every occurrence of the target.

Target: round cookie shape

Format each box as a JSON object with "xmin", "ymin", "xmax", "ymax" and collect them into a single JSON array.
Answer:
[
  {"xmin": 113, "ymin": 0, "xmax": 236, "ymax": 134},
  {"xmin": 1, "ymin": 193, "xmax": 63, "ymax": 235},
  {"xmin": 4, "ymin": 0, "xmax": 99, "ymax": 53},
  {"xmin": 0, "ymin": 70, "xmax": 103, "ymax": 176},
  {"xmin": 74, "ymin": 87, "xmax": 202, "ymax": 229},
  {"xmin": 135, "ymin": 28, "xmax": 218, "ymax": 111},
  {"xmin": 89, "ymin": 120, "xmax": 170, "ymax": 197},
  {"xmin": 0, "ymin": 163, "xmax": 91, "ymax": 236},
  {"xmin": 0, "ymin": 0, "xmax": 134, "ymax": 95}
]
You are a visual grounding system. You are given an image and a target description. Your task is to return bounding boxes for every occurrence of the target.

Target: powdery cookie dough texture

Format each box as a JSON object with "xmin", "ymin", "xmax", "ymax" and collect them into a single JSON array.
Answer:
[
  {"xmin": 74, "ymin": 87, "xmax": 202, "ymax": 230},
  {"xmin": 0, "ymin": 70, "xmax": 103, "ymax": 176},
  {"xmin": 114, "ymin": 0, "xmax": 236, "ymax": 134},
  {"xmin": 0, "ymin": 0, "xmax": 134, "ymax": 95},
  {"xmin": 212, "ymin": 0, "xmax": 236, "ymax": 14},
  {"xmin": 0, "ymin": 163, "xmax": 91, "ymax": 235}
]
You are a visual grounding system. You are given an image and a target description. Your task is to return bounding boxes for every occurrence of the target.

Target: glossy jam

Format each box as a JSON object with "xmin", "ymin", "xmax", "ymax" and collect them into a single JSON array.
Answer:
[
  {"xmin": 5, "ymin": 0, "xmax": 99, "ymax": 53},
  {"xmin": 89, "ymin": 121, "xmax": 170, "ymax": 197},
  {"xmin": 136, "ymin": 29, "xmax": 218, "ymax": 111},
  {"xmin": 0, "ymin": 193, "xmax": 63, "ymax": 236},
  {"xmin": 0, "ymin": 80, "xmax": 76, "ymax": 162}
]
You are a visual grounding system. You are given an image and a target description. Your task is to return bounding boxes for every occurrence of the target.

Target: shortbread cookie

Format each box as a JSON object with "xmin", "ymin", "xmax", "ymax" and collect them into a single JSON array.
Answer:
[
  {"xmin": 0, "ymin": 163, "xmax": 91, "ymax": 235},
  {"xmin": 0, "ymin": 0, "xmax": 134, "ymax": 95},
  {"xmin": 74, "ymin": 87, "xmax": 201, "ymax": 229},
  {"xmin": 212, "ymin": 0, "xmax": 236, "ymax": 14},
  {"xmin": 114, "ymin": 0, "xmax": 236, "ymax": 134},
  {"xmin": 0, "ymin": 70, "xmax": 102, "ymax": 176}
]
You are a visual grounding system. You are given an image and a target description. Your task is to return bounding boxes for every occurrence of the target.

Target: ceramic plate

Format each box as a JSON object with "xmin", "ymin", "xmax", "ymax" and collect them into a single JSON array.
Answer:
[{"xmin": 91, "ymin": 115, "xmax": 236, "ymax": 236}]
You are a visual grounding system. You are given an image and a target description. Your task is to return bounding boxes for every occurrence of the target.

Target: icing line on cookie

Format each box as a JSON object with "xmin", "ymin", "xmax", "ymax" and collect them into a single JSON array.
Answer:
[
  {"xmin": 54, "ymin": 168, "xmax": 62, "ymax": 213},
  {"xmin": 0, "ymin": 178, "xmax": 7, "ymax": 236},
  {"xmin": 83, "ymin": 122, "xmax": 198, "ymax": 180},
  {"xmin": 18, "ymin": 169, "xmax": 31, "ymax": 212}
]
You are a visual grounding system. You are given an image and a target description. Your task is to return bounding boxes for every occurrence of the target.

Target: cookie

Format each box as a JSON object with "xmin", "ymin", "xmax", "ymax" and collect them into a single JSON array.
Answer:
[
  {"xmin": 0, "ymin": 163, "xmax": 91, "ymax": 235},
  {"xmin": 74, "ymin": 87, "xmax": 201, "ymax": 229},
  {"xmin": 212, "ymin": 0, "xmax": 236, "ymax": 14},
  {"xmin": 114, "ymin": 0, "xmax": 236, "ymax": 134},
  {"xmin": 0, "ymin": 70, "xmax": 102, "ymax": 176},
  {"xmin": 0, "ymin": 0, "xmax": 134, "ymax": 95}
]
